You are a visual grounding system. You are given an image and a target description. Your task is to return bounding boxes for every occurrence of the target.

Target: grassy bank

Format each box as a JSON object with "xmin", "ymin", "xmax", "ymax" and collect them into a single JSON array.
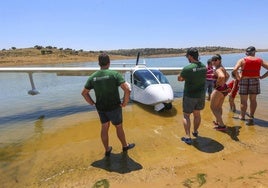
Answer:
[
  {"xmin": 1, "ymin": 47, "xmax": 267, "ymax": 67},
  {"xmin": 0, "ymin": 48, "xmax": 134, "ymax": 67}
]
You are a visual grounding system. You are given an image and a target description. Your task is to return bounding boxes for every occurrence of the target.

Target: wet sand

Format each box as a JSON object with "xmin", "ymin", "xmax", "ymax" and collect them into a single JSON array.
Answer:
[{"xmin": 0, "ymin": 98, "xmax": 268, "ymax": 188}]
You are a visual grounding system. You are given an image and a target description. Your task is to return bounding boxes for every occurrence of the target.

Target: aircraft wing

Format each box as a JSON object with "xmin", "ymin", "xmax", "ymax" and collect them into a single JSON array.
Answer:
[
  {"xmin": 0, "ymin": 66, "xmax": 234, "ymax": 76},
  {"xmin": 156, "ymin": 67, "xmax": 183, "ymax": 75},
  {"xmin": 0, "ymin": 67, "xmax": 133, "ymax": 76},
  {"xmin": 151, "ymin": 67, "xmax": 234, "ymax": 75}
]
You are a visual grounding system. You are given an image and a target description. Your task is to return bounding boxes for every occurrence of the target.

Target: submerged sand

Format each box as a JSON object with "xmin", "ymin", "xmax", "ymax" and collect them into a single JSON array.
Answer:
[{"xmin": 0, "ymin": 99, "xmax": 268, "ymax": 188}]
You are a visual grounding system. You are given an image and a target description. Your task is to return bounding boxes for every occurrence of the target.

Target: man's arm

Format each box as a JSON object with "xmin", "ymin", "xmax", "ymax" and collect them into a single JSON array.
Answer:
[
  {"xmin": 261, "ymin": 59, "xmax": 268, "ymax": 69},
  {"xmin": 178, "ymin": 74, "xmax": 185, "ymax": 81},
  {"xmin": 120, "ymin": 82, "xmax": 131, "ymax": 107},
  {"xmin": 259, "ymin": 59, "xmax": 268, "ymax": 79},
  {"xmin": 81, "ymin": 88, "xmax": 95, "ymax": 105},
  {"xmin": 260, "ymin": 71, "xmax": 268, "ymax": 79},
  {"xmin": 233, "ymin": 58, "xmax": 243, "ymax": 80}
]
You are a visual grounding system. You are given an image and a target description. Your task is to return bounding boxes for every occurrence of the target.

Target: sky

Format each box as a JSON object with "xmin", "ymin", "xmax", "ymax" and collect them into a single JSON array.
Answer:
[{"xmin": 1, "ymin": 0, "xmax": 268, "ymax": 51}]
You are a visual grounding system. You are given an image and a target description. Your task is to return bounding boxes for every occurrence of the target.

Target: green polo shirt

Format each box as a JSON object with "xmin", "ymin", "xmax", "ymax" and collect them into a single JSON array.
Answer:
[
  {"xmin": 85, "ymin": 69, "xmax": 125, "ymax": 111},
  {"xmin": 180, "ymin": 62, "xmax": 206, "ymax": 98}
]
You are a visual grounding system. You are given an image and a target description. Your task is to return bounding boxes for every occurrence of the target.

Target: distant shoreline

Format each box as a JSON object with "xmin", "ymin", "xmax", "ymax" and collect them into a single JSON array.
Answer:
[{"xmin": 1, "ymin": 47, "xmax": 267, "ymax": 67}]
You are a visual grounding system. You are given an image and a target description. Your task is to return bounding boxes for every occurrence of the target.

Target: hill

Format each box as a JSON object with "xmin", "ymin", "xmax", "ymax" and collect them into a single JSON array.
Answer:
[{"xmin": 0, "ymin": 46, "xmax": 267, "ymax": 67}]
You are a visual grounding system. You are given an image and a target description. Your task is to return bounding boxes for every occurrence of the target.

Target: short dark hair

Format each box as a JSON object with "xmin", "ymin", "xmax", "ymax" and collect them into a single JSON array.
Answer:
[
  {"xmin": 186, "ymin": 47, "xmax": 199, "ymax": 60},
  {"xmin": 98, "ymin": 53, "xmax": 110, "ymax": 66}
]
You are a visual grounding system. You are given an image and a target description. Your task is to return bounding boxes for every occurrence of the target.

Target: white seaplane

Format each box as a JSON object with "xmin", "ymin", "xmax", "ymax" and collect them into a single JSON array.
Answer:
[{"xmin": 0, "ymin": 53, "xmax": 182, "ymax": 111}]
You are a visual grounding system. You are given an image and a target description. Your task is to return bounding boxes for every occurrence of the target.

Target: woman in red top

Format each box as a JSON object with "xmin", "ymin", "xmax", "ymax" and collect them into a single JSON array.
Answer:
[{"xmin": 233, "ymin": 46, "xmax": 268, "ymax": 125}]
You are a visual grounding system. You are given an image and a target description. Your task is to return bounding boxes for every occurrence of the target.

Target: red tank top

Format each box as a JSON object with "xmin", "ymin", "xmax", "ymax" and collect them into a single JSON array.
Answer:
[{"xmin": 241, "ymin": 57, "xmax": 262, "ymax": 77}]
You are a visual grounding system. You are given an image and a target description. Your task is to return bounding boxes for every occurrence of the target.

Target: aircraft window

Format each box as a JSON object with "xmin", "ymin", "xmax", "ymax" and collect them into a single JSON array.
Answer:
[
  {"xmin": 150, "ymin": 69, "xmax": 170, "ymax": 84},
  {"xmin": 133, "ymin": 70, "xmax": 159, "ymax": 89},
  {"xmin": 134, "ymin": 74, "xmax": 144, "ymax": 88}
]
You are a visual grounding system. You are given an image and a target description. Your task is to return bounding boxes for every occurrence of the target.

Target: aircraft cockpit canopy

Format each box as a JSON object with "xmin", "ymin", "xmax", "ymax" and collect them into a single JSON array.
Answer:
[{"xmin": 133, "ymin": 69, "xmax": 169, "ymax": 89}]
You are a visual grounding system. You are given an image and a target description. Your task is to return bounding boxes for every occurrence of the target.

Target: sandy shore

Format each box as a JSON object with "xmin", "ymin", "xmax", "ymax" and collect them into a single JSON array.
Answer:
[{"xmin": 1, "ymin": 98, "xmax": 267, "ymax": 188}]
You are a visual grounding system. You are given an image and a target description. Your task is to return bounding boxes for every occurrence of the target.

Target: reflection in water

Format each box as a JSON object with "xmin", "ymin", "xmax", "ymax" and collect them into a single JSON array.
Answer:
[
  {"xmin": 91, "ymin": 153, "xmax": 143, "ymax": 174},
  {"xmin": 34, "ymin": 115, "xmax": 45, "ymax": 134},
  {"xmin": 0, "ymin": 105, "xmax": 93, "ymax": 125}
]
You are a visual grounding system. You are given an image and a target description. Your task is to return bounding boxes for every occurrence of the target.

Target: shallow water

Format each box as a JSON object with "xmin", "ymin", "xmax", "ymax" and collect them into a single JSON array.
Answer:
[
  {"xmin": 1, "ymin": 98, "xmax": 267, "ymax": 187},
  {"xmin": 1, "ymin": 53, "xmax": 268, "ymax": 187}
]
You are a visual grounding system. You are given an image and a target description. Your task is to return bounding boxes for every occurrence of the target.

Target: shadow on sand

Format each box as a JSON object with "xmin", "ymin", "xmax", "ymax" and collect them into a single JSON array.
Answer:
[
  {"xmin": 253, "ymin": 118, "xmax": 268, "ymax": 127},
  {"xmin": 215, "ymin": 126, "xmax": 242, "ymax": 141},
  {"xmin": 91, "ymin": 152, "xmax": 143, "ymax": 174},
  {"xmin": 232, "ymin": 111, "xmax": 268, "ymax": 128},
  {"xmin": 192, "ymin": 136, "xmax": 224, "ymax": 153}
]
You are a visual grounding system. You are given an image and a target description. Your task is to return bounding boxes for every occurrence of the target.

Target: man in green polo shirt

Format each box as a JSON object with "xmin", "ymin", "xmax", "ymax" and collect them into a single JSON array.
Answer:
[
  {"xmin": 81, "ymin": 53, "xmax": 135, "ymax": 156},
  {"xmin": 178, "ymin": 48, "xmax": 206, "ymax": 144}
]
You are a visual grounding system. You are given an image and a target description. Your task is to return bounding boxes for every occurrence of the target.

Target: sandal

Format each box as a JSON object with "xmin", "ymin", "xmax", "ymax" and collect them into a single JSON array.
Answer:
[
  {"xmin": 192, "ymin": 131, "xmax": 198, "ymax": 137},
  {"xmin": 123, "ymin": 143, "xmax": 135, "ymax": 152},
  {"xmin": 238, "ymin": 116, "xmax": 245, "ymax": 121},
  {"xmin": 181, "ymin": 137, "xmax": 192, "ymax": 145},
  {"xmin": 105, "ymin": 146, "xmax": 112, "ymax": 157},
  {"xmin": 246, "ymin": 117, "xmax": 254, "ymax": 125},
  {"xmin": 214, "ymin": 125, "xmax": 227, "ymax": 131}
]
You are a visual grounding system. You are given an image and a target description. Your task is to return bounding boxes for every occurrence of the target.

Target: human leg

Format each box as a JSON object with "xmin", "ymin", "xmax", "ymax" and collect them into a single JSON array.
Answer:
[
  {"xmin": 101, "ymin": 122, "xmax": 111, "ymax": 152},
  {"xmin": 115, "ymin": 125, "xmax": 135, "ymax": 151},
  {"xmin": 206, "ymin": 80, "xmax": 213, "ymax": 101},
  {"xmin": 192, "ymin": 110, "xmax": 201, "ymax": 136},
  {"xmin": 228, "ymin": 95, "xmax": 236, "ymax": 112},
  {"xmin": 115, "ymin": 124, "xmax": 128, "ymax": 147},
  {"xmin": 210, "ymin": 90, "xmax": 225, "ymax": 126},
  {"xmin": 239, "ymin": 95, "xmax": 248, "ymax": 120},
  {"xmin": 249, "ymin": 94, "xmax": 257, "ymax": 118},
  {"xmin": 183, "ymin": 112, "xmax": 191, "ymax": 138},
  {"xmin": 181, "ymin": 112, "xmax": 193, "ymax": 144},
  {"xmin": 245, "ymin": 94, "xmax": 257, "ymax": 125}
]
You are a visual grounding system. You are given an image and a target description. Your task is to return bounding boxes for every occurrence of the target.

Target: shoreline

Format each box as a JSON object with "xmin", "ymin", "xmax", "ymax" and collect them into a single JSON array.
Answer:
[{"xmin": 1, "ymin": 49, "xmax": 262, "ymax": 67}]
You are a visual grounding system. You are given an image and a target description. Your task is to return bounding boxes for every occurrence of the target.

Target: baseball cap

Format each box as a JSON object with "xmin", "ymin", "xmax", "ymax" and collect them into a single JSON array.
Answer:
[
  {"xmin": 246, "ymin": 46, "xmax": 256, "ymax": 53},
  {"xmin": 211, "ymin": 54, "xmax": 221, "ymax": 61}
]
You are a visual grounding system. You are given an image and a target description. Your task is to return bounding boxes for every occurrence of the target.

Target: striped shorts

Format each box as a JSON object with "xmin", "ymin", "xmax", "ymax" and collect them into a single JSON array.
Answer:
[{"xmin": 239, "ymin": 78, "xmax": 260, "ymax": 95}]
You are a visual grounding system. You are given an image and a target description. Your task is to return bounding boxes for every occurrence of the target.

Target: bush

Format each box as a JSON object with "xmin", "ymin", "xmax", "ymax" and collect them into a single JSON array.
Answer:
[
  {"xmin": 34, "ymin": 45, "xmax": 43, "ymax": 50},
  {"xmin": 41, "ymin": 49, "xmax": 53, "ymax": 55}
]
